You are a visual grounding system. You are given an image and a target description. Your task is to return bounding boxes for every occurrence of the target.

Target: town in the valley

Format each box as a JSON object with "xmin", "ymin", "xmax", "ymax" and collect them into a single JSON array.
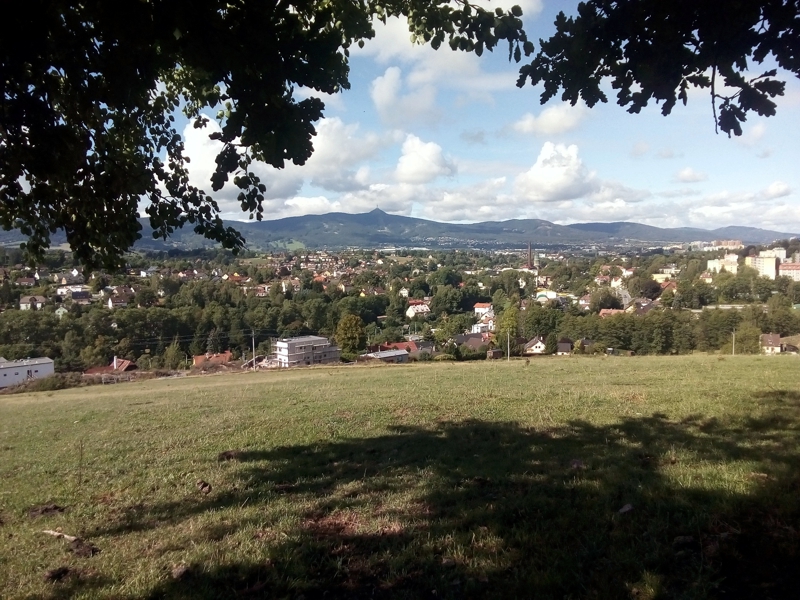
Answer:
[{"xmin": 1, "ymin": 236, "xmax": 799, "ymax": 389}]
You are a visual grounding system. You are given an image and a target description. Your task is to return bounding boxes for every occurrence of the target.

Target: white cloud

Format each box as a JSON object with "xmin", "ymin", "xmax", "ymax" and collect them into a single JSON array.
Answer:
[
  {"xmin": 764, "ymin": 181, "xmax": 791, "ymax": 199},
  {"xmin": 395, "ymin": 135, "xmax": 456, "ymax": 184},
  {"xmin": 515, "ymin": 142, "xmax": 596, "ymax": 202},
  {"xmin": 738, "ymin": 122, "xmax": 766, "ymax": 147},
  {"xmin": 588, "ymin": 182, "xmax": 650, "ymax": 204},
  {"xmin": 370, "ymin": 66, "xmax": 439, "ymax": 126},
  {"xmin": 183, "ymin": 114, "xmax": 405, "ymax": 218},
  {"xmin": 513, "ymin": 103, "xmax": 587, "ymax": 135},
  {"xmin": 420, "ymin": 178, "xmax": 512, "ymax": 222},
  {"xmin": 675, "ymin": 167, "xmax": 708, "ymax": 183}
]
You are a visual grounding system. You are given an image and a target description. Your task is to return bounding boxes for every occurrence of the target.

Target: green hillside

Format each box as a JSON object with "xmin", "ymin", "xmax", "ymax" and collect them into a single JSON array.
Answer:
[{"xmin": 1, "ymin": 355, "xmax": 799, "ymax": 598}]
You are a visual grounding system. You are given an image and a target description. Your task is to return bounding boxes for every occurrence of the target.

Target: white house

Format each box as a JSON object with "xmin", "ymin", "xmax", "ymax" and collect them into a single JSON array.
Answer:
[
  {"xmin": 0, "ymin": 357, "xmax": 55, "ymax": 388},
  {"xmin": 20, "ymin": 295, "xmax": 47, "ymax": 310},
  {"xmin": 399, "ymin": 287, "xmax": 410, "ymax": 298},
  {"xmin": 524, "ymin": 336, "xmax": 547, "ymax": 355},
  {"xmin": 274, "ymin": 335, "xmax": 340, "ymax": 368},
  {"xmin": 473, "ymin": 302, "xmax": 493, "ymax": 318},
  {"xmin": 471, "ymin": 317, "xmax": 495, "ymax": 334},
  {"xmin": 406, "ymin": 304, "xmax": 431, "ymax": 319}
]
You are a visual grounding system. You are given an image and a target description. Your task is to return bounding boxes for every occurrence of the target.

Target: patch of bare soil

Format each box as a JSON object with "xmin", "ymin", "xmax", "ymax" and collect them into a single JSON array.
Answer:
[
  {"xmin": 69, "ymin": 538, "xmax": 100, "ymax": 557},
  {"xmin": 28, "ymin": 504, "xmax": 66, "ymax": 518},
  {"xmin": 43, "ymin": 566, "xmax": 74, "ymax": 582},
  {"xmin": 218, "ymin": 450, "xmax": 245, "ymax": 461}
]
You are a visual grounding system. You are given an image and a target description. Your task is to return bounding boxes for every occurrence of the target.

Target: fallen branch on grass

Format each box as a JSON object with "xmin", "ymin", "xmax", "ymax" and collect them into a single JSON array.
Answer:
[{"xmin": 42, "ymin": 530, "xmax": 78, "ymax": 542}]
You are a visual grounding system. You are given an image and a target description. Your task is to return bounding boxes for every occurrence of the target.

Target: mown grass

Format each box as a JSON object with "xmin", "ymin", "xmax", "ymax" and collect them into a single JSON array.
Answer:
[{"xmin": 1, "ymin": 355, "xmax": 799, "ymax": 599}]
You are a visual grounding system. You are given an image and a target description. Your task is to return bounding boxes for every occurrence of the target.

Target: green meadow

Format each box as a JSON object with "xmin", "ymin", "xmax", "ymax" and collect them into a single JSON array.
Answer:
[{"xmin": 1, "ymin": 355, "xmax": 799, "ymax": 599}]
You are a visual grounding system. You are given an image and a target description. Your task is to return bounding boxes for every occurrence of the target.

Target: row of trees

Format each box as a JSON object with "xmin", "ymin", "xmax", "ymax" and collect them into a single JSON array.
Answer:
[{"xmin": 485, "ymin": 298, "xmax": 800, "ymax": 357}]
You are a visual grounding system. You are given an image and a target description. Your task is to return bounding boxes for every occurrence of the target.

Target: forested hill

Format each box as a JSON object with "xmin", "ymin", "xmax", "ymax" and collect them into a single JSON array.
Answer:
[{"xmin": 0, "ymin": 209, "xmax": 796, "ymax": 251}]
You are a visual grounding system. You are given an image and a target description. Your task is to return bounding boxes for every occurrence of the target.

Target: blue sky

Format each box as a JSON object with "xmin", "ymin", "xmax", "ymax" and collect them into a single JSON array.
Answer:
[{"xmin": 183, "ymin": 0, "xmax": 800, "ymax": 233}]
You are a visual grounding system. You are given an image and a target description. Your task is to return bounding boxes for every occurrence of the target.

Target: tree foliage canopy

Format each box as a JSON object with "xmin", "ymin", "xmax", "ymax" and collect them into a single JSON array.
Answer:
[
  {"xmin": 1, "ymin": 0, "xmax": 529, "ymax": 269},
  {"xmin": 518, "ymin": 0, "xmax": 799, "ymax": 136}
]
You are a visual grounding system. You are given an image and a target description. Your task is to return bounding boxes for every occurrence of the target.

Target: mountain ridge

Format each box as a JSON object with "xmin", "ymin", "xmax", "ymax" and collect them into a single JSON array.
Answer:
[{"xmin": 1, "ymin": 210, "xmax": 796, "ymax": 252}]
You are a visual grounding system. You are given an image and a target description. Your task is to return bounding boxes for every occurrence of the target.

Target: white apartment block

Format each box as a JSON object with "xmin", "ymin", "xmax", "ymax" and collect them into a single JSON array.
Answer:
[
  {"xmin": 706, "ymin": 254, "xmax": 740, "ymax": 275},
  {"xmin": 745, "ymin": 255, "xmax": 779, "ymax": 279},
  {"xmin": 778, "ymin": 263, "xmax": 800, "ymax": 281},
  {"xmin": 0, "ymin": 357, "xmax": 55, "ymax": 388},
  {"xmin": 760, "ymin": 247, "xmax": 788, "ymax": 262},
  {"xmin": 274, "ymin": 336, "xmax": 340, "ymax": 368}
]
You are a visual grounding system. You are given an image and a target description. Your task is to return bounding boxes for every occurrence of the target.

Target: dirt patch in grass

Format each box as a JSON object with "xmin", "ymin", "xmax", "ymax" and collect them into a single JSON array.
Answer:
[
  {"xmin": 68, "ymin": 538, "xmax": 100, "ymax": 558},
  {"xmin": 43, "ymin": 566, "xmax": 74, "ymax": 583},
  {"xmin": 27, "ymin": 504, "xmax": 66, "ymax": 518}
]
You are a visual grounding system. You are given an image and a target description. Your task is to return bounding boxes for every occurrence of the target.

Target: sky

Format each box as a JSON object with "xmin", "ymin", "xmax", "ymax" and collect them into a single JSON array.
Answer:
[{"xmin": 181, "ymin": 0, "xmax": 800, "ymax": 234}]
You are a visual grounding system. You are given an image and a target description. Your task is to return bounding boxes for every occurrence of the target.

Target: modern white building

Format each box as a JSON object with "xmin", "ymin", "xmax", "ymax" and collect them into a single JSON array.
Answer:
[
  {"xmin": 273, "ymin": 336, "xmax": 340, "ymax": 368},
  {"xmin": 778, "ymin": 263, "xmax": 800, "ymax": 281},
  {"xmin": 0, "ymin": 357, "xmax": 55, "ymax": 388}
]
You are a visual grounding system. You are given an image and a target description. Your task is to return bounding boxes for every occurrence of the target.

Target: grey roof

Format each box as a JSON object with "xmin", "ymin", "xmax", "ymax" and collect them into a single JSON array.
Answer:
[
  {"xmin": 278, "ymin": 335, "xmax": 331, "ymax": 343},
  {"xmin": 365, "ymin": 349, "xmax": 409, "ymax": 359},
  {"xmin": 0, "ymin": 357, "xmax": 54, "ymax": 367}
]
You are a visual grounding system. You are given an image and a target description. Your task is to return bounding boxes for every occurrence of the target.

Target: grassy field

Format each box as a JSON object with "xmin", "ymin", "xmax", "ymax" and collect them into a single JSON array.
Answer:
[{"xmin": 1, "ymin": 355, "xmax": 799, "ymax": 599}]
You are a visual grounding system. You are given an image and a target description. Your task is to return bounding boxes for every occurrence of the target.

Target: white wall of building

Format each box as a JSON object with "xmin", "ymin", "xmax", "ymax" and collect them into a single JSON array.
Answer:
[{"xmin": 0, "ymin": 358, "xmax": 55, "ymax": 388}]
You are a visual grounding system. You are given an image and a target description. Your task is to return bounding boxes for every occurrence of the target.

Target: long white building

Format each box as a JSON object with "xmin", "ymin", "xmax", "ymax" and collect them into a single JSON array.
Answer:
[
  {"xmin": 0, "ymin": 357, "xmax": 55, "ymax": 388},
  {"xmin": 274, "ymin": 336, "xmax": 340, "ymax": 368}
]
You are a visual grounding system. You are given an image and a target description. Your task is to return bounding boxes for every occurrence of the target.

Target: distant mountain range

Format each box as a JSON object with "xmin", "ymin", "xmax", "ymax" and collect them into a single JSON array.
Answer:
[{"xmin": 1, "ymin": 209, "xmax": 797, "ymax": 252}]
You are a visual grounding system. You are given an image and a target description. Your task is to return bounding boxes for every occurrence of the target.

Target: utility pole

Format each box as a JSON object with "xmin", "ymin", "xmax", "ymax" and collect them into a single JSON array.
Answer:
[
  {"xmin": 732, "ymin": 328, "xmax": 736, "ymax": 356},
  {"xmin": 507, "ymin": 330, "xmax": 510, "ymax": 362},
  {"xmin": 251, "ymin": 329, "xmax": 256, "ymax": 371}
]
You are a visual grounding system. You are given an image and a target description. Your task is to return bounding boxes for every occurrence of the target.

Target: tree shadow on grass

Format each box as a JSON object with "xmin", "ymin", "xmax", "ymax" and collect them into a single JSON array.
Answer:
[{"xmin": 124, "ymin": 390, "xmax": 800, "ymax": 599}]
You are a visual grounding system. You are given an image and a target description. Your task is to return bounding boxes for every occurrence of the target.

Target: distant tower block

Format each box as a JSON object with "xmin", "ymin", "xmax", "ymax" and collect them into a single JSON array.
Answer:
[
  {"xmin": 527, "ymin": 241, "xmax": 532, "ymax": 270},
  {"xmin": 533, "ymin": 253, "xmax": 540, "ymax": 268}
]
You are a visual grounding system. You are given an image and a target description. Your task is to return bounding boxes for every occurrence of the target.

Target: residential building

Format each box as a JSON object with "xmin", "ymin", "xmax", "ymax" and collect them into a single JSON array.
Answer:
[
  {"xmin": 107, "ymin": 295, "xmax": 131, "ymax": 309},
  {"xmin": 760, "ymin": 333, "xmax": 782, "ymax": 355},
  {"xmin": 523, "ymin": 336, "xmax": 546, "ymax": 355},
  {"xmin": 471, "ymin": 316, "xmax": 495, "ymax": 334},
  {"xmin": 760, "ymin": 247, "xmax": 787, "ymax": 262},
  {"xmin": 274, "ymin": 335, "xmax": 340, "ymax": 368},
  {"xmin": 556, "ymin": 338, "xmax": 574, "ymax": 355},
  {"xmin": 19, "ymin": 295, "xmax": 47, "ymax": 310},
  {"xmin": 473, "ymin": 302, "xmax": 493, "ymax": 317},
  {"xmin": 362, "ymin": 349, "xmax": 409, "ymax": 364},
  {"xmin": 745, "ymin": 255, "xmax": 779, "ymax": 279},
  {"xmin": 0, "ymin": 357, "xmax": 55, "ymax": 388},
  {"xmin": 406, "ymin": 304, "xmax": 431, "ymax": 319},
  {"xmin": 778, "ymin": 263, "xmax": 800, "ymax": 282},
  {"xmin": 706, "ymin": 254, "xmax": 740, "ymax": 275}
]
